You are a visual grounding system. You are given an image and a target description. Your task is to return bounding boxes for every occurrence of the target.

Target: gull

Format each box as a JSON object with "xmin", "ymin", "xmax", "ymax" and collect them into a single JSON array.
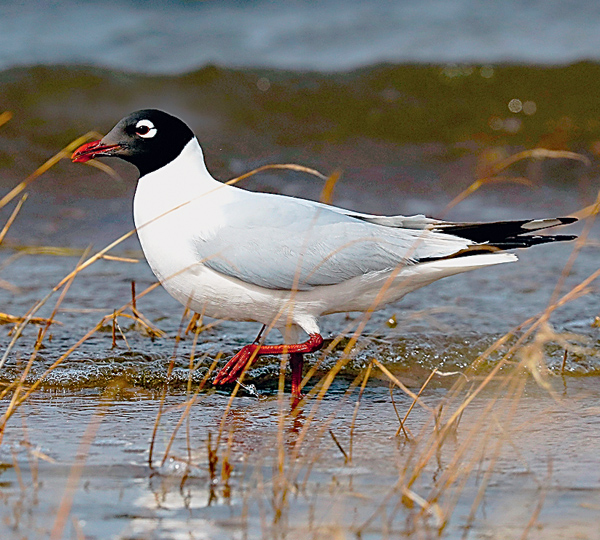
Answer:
[{"xmin": 72, "ymin": 109, "xmax": 577, "ymax": 400}]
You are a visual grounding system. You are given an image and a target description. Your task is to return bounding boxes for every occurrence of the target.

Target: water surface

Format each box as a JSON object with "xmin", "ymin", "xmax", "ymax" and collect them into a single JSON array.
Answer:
[
  {"xmin": 0, "ymin": 62, "xmax": 599, "ymax": 538},
  {"xmin": 3, "ymin": 0, "xmax": 600, "ymax": 72}
]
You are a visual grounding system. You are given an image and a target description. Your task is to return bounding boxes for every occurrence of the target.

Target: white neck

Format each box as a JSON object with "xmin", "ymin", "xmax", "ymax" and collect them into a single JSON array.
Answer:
[{"xmin": 133, "ymin": 137, "xmax": 221, "ymax": 227}]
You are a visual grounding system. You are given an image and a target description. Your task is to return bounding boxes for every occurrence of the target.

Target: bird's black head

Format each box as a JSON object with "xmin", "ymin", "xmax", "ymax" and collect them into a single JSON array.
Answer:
[{"xmin": 72, "ymin": 109, "xmax": 195, "ymax": 177}]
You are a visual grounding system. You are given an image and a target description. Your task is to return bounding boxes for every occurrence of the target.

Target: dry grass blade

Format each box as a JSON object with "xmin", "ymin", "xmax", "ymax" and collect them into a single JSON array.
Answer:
[
  {"xmin": 561, "ymin": 349, "xmax": 568, "ymax": 375},
  {"xmin": 328, "ymin": 429, "xmax": 349, "ymax": 463},
  {"xmin": 160, "ymin": 353, "xmax": 218, "ymax": 467},
  {"xmin": 0, "ymin": 246, "xmax": 99, "ymax": 266},
  {"xmin": 546, "ymin": 188, "xmax": 600, "ymax": 312},
  {"xmin": 0, "ymin": 278, "xmax": 19, "ymax": 293},
  {"xmin": 84, "ymin": 159, "xmax": 124, "ymax": 182},
  {"xmin": 115, "ymin": 312, "xmax": 165, "ymax": 339},
  {"xmin": 0, "ymin": 111, "xmax": 13, "ymax": 128},
  {"xmin": 319, "ymin": 169, "xmax": 342, "ymax": 204},
  {"xmin": 372, "ymin": 359, "xmax": 433, "ymax": 412},
  {"xmin": 11, "ymin": 449, "xmax": 25, "ymax": 492},
  {"xmin": 571, "ymin": 196, "xmax": 600, "ymax": 220},
  {"xmin": 0, "ymin": 193, "xmax": 27, "ymax": 245},
  {"xmin": 395, "ymin": 368, "xmax": 437, "ymax": 437},
  {"xmin": 444, "ymin": 147, "xmax": 589, "ymax": 212},
  {"xmin": 101, "ymin": 254, "xmax": 139, "ymax": 263},
  {"xmin": 349, "ymin": 362, "xmax": 373, "ymax": 462},
  {"xmin": 0, "ymin": 312, "xmax": 62, "ymax": 327},
  {"xmin": 390, "ymin": 381, "xmax": 412, "ymax": 439},
  {"xmin": 226, "ymin": 163, "xmax": 327, "ymax": 186},
  {"xmin": 446, "ymin": 176, "xmax": 533, "ymax": 211},
  {"xmin": 483, "ymin": 148, "xmax": 590, "ymax": 176},
  {"xmin": 291, "ymin": 369, "xmax": 371, "ymax": 489},
  {"xmin": 27, "ymin": 446, "xmax": 56, "ymax": 464},
  {"xmin": 216, "ymin": 347, "xmax": 261, "ymax": 445},
  {"xmin": 401, "ymin": 486, "xmax": 445, "ymax": 529},
  {"xmin": 127, "ymin": 280, "xmax": 164, "ymax": 337},
  {"xmin": 55, "ymin": 235, "xmax": 139, "ymax": 292},
  {"xmin": 457, "ymin": 380, "xmax": 527, "ymax": 536},
  {"xmin": 520, "ymin": 460, "xmax": 553, "ymax": 540},
  {"xmin": 148, "ymin": 306, "xmax": 190, "ymax": 467},
  {"xmin": 185, "ymin": 312, "xmax": 202, "ymax": 335},
  {"xmin": 159, "ymin": 313, "xmax": 218, "ymax": 468},
  {"xmin": 0, "ymin": 131, "xmax": 104, "ymax": 210},
  {"xmin": 71, "ymin": 517, "xmax": 85, "ymax": 540}
]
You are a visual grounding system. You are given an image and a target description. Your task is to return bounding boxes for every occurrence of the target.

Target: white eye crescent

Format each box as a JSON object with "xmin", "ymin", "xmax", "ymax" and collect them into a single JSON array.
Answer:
[{"xmin": 135, "ymin": 119, "xmax": 157, "ymax": 138}]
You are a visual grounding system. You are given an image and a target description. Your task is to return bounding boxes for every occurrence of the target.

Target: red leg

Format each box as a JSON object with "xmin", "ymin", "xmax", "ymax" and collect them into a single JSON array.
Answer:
[
  {"xmin": 290, "ymin": 352, "xmax": 304, "ymax": 399},
  {"xmin": 213, "ymin": 333, "xmax": 323, "ymax": 388}
]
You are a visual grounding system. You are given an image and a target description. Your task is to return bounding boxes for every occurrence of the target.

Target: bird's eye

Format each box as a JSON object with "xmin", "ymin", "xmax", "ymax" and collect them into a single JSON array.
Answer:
[{"xmin": 135, "ymin": 119, "xmax": 157, "ymax": 138}]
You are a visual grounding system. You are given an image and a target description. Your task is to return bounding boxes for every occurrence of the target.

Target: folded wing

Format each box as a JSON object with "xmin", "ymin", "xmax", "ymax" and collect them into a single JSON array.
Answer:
[
  {"xmin": 194, "ymin": 194, "xmax": 471, "ymax": 290},
  {"xmin": 194, "ymin": 192, "xmax": 577, "ymax": 291}
]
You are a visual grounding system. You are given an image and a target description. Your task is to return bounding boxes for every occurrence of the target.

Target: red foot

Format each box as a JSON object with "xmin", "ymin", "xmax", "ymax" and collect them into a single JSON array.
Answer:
[
  {"xmin": 213, "ymin": 334, "xmax": 324, "ymax": 391},
  {"xmin": 213, "ymin": 343, "xmax": 260, "ymax": 385}
]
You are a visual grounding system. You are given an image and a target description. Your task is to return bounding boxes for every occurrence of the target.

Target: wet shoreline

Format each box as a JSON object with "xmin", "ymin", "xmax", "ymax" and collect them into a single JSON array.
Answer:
[{"xmin": 2, "ymin": 379, "xmax": 600, "ymax": 539}]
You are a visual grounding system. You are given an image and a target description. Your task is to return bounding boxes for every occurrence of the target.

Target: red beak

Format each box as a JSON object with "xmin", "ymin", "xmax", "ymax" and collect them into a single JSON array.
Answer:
[{"xmin": 71, "ymin": 140, "xmax": 121, "ymax": 163}]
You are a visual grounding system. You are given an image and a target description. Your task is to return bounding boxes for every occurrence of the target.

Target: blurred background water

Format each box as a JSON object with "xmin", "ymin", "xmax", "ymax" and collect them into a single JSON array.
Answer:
[{"xmin": 2, "ymin": 0, "xmax": 600, "ymax": 72}]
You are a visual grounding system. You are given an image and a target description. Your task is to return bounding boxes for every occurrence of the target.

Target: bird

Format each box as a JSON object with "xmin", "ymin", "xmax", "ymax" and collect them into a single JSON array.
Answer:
[{"xmin": 71, "ymin": 109, "xmax": 577, "ymax": 401}]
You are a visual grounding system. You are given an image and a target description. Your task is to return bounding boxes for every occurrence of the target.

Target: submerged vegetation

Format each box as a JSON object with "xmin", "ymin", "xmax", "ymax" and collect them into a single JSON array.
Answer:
[{"xmin": 0, "ymin": 64, "xmax": 599, "ymax": 538}]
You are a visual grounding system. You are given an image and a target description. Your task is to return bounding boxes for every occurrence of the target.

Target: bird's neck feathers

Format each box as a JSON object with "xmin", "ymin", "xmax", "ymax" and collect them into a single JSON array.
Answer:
[
  {"xmin": 139, "ymin": 137, "xmax": 221, "ymax": 193},
  {"xmin": 133, "ymin": 137, "xmax": 223, "ymax": 225},
  {"xmin": 141, "ymin": 136, "xmax": 214, "ymax": 182}
]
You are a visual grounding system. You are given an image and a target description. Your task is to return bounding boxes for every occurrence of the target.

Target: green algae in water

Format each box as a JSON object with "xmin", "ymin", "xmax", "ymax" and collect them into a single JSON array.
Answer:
[{"xmin": 3, "ymin": 62, "xmax": 600, "ymax": 159}]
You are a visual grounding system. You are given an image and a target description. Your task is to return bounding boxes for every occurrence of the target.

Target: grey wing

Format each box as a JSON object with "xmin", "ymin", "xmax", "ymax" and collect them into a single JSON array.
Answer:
[
  {"xmin": 194, "ymin": 194, "xmax": 470, "ymax": 291},
  {"xmin": 324, "ymin": 207, "xmax": 442, "ymax": 229},
  {"xmin": 299, "ymin": 198, "xmax": 442, "ymax": 229}
]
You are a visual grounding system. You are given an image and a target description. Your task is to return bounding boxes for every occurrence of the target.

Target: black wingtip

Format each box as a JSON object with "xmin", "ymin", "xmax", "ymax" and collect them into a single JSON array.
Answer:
[
  {"xmin": 494, "ymin": 234, "xmax": 578, "ymax": 249},
  {"xmin": 558, "ymin": 217, "xmax": 578, "ymax": 225},
  {"xmin": 438, "ymin": 216, "xmax": 579, "ymax": 243}
]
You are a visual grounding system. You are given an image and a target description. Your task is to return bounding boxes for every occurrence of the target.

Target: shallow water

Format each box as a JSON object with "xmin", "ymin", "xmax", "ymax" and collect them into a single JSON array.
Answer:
[
  {"xmin": 1, "ymin": 379, "xmax": 600, "ymax": 539},
  {"xmin": 1, "ymin": 62, "xmax": 600, "ymax": 538}
]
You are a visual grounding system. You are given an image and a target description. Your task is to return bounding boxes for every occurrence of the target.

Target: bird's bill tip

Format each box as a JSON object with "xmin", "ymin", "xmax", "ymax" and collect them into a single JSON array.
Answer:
[{"xmin": 71, "ymin": 140, "xmax": 121, "ymax": 163}]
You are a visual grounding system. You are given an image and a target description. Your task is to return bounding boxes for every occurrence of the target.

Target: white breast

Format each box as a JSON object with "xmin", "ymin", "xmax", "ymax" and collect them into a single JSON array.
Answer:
[
  {"xmin": 132, "ymin": 139, "xmax": 300, "ymax": 326},
  {"xmin": 134, "ymin": 139, "xmax": 223, "ymax": 301}
]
